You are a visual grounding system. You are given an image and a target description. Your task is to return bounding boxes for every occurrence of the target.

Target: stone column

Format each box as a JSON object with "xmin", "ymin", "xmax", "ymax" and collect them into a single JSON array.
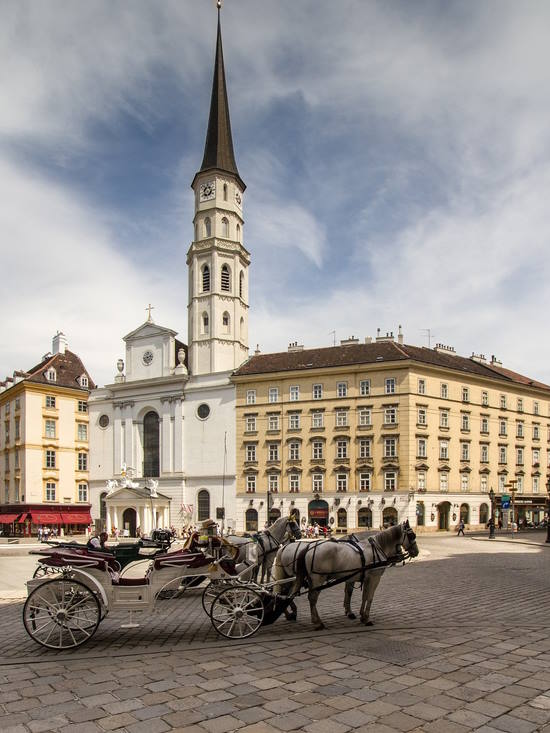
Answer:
[
  {"xmin": 106, "ymin": 507, "xmax": 112, "ymax": 534},
  {"xmin": 124, "ymin": 402, "xmax": 134, "ymax": 472},
  {"xmin": 161, "ymin": 399, "xmax": 172, "ymax": 474},
  {"xmin": 113, "ymin": 403, "xmax": 123, "ymax": 471},
  {"xmin": 173, "ymin": 398, "xmax": 184, "ymax": 473}
]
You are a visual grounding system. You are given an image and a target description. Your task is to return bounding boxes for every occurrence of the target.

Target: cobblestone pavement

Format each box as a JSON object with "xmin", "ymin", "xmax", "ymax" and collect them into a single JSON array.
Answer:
[{"xmin": 1, "ymin": 536, "xmax": 550, "ymax": 732}]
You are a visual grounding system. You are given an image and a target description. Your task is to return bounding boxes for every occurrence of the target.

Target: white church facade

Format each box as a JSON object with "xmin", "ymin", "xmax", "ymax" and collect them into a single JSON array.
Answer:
[{"xmin": 88, "ymin": 10, "xmax": 247, "ymax": 534}]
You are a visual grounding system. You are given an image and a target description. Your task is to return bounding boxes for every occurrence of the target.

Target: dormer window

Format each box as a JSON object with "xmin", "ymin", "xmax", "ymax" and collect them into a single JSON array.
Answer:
[
  {"xmin": 79, "ymin": 375, "xmax": 89, "ymax": 388},
  {"xmin": 46, "ymin": 368, "xmax": 56, "ymax": 382}
]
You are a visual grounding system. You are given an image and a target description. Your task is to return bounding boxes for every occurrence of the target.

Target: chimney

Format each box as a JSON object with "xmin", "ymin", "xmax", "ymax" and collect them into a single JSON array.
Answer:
[
  {"xmin": 470, "ymin": 353, "xmax": 487, "ymax": 364},
  {"xmin": 434, "ymin": 343, "xmax": 456, "ymax": 355},
  {"xmin": 52, "ymin": 331, "xmax": 68, "ymax": 355},
  {"xmin": 287, "ymin": 342, "xmax": 304, "ymax": 353},
  {"xmin": 490, "ymin": 355, "xmax": 502, "ymax": 367},
  {"xmin": 364, "ymin": 336, "xmax": 373, "ymax": 344},
  {"xmin": 254, "ymin": 344, "xmax": 261, "ymax": 355},
  {"xmin": 375, "ymin": 330, "xmax": 395, "ymax": 343},
  {"xmin": 398, "ymin": 325, "xmax": 404, "ymax": 345},
  {"xmin": 340, "ymin": 336, "xmax": 359, "ymax": 346}
]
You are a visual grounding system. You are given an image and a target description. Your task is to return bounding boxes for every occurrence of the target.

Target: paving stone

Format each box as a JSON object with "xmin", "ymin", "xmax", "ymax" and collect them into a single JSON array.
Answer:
[
  {"xmin": 302, "ymin": 720, "xmax": 351, "ymax": 733},
  {"xmin": 126, "ymin": 718, "xmax": 171, "ymax": 733},
  {"xmin": 97, "ymin": 712, "xmax": 139, "ymax": 730},
  {"xmin": 199, "ymin": 714, "xmax": 245, "ymax": 733},
  {"xmin": 27, "ymin": 717, "xmax": 69, "ymax": 732},
  {"xmin": 447, "ymin": 708, "xmax": 492, "ymax": 727},
  {"xmin": 330, "ymin": 708, "xmax": 376, "ymax": 727},
  {"xmin": 489, "ymin": 714, "xmax": 539, "ymax": 732},
  {"xmin": 376, "ymin": 711, "xmax": 424, "ymax": 732},
  {"xmin": 268, "ymin": 712, "xmax": 311, "ymax": 731}
]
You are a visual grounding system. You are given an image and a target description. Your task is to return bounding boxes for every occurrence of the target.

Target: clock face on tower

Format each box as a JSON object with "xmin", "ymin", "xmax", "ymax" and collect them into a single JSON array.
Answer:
[{"xmin": 200, "ymin": 181, "xmax": 216, "ymax": 201}]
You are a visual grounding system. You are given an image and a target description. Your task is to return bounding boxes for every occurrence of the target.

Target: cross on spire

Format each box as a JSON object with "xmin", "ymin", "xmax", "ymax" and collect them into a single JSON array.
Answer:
[{"xmin": 145, "ymin": 304, "xmax": 155, "ymax": 322}]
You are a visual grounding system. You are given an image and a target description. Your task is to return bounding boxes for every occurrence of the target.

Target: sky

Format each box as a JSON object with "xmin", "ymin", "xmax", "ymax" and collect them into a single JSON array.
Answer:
[{"xmin": 2, "ymin": 0, "xmax": 550, "ymax": 387}]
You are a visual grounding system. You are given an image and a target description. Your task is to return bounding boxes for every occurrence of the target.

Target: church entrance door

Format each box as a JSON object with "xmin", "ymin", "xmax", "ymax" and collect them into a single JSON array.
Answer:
[{"xmin": 122, "ymin": 508, "xmax": 137, "ymax": 537}]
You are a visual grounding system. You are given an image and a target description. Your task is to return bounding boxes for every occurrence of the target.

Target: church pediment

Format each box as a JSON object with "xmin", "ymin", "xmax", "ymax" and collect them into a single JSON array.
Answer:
[
  {"xmin": 124, "ymin": 321, "xmax": 178, "ymax": 343},
  {"xmin": 106, "ymin": 486, "xmax": 170, "ymax": 502}
]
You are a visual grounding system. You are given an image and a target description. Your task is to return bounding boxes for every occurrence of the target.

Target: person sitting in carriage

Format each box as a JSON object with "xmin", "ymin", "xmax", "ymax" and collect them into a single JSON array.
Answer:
[{"xmin": 87, "ymin": 531, "xmax": 111, "ymax": 553}]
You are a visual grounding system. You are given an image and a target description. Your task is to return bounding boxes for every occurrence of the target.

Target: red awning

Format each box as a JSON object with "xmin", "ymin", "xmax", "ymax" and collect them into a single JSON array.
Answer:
[
  {"xmin": 0, "ymin": 513, "xmax": 21, "ymax": 523},
  {"xmin": 30, "ymin": 512, "xmax": 63, "ymax": 525},
  {"xmin": 60, "ymin": 512, "xmax": 92, "ymax": 524},
  {"xmin": 18, "ymin": 513, "xmax": 29, "ymax": 523}
]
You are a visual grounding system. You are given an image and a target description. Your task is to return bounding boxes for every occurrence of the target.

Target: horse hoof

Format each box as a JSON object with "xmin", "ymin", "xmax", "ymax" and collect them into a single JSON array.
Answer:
[
  {"xmin": 361, "ymin": 620, "xmax": 374, "ymax": 626},
  {"xmin": 287, "ymin": 613, "xmax": 297, "ymax": 622},
  {"xmin": 314, "ymin": 623, "xmax": 325, "ymax": 631},
  {"xmin": 347, "ymin": 612, "xmax": 356, "ymax": 620}
]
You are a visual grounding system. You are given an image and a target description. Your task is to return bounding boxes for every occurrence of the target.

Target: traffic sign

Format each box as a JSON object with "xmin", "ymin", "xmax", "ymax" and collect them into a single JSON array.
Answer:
[
  {"xmin": 501, "ymin": 500, "xmax": 511, "ymax": 509},
  {"xmin": 502, "ymin": 494, "xmax": 510, "ymax": 501}
]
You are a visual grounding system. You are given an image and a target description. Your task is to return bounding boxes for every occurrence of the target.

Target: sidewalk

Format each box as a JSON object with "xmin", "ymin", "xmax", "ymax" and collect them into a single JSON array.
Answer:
[{"xmin": 468, "ymin": 529, "xmax": 550, "ymax": 548}]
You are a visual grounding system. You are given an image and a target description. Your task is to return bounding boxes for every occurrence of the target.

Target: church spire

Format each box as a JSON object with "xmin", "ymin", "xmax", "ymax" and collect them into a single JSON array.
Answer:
[{"xmin": 198, "ymin": 6, "xmax": 245, "ymax": 190}]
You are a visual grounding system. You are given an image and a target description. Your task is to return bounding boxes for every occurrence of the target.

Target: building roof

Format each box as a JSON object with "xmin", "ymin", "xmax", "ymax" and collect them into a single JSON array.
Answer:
[
  {"xmin": 24, "ymin": 349, "xmax": 95, "ymax": 391},
  {"xmin": 195, "ymin": 11, "xmax": 244, "ymax": 190},
  {"xmin": 233, "ymin": 341, "xmax": 550, "ymax": 393}
]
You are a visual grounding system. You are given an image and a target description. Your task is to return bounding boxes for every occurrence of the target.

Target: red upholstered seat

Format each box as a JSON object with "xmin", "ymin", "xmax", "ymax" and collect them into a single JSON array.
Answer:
[{"xmin": 112, "ymin": 576, "xmax": 149, "ymax": 586}]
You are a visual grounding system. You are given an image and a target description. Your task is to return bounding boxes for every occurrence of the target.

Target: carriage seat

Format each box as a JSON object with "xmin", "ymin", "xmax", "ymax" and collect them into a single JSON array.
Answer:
[
  {"xmin": 111, "ymin": 576, "xmax": 150, "ymax": 586},
  {"xmin": 153, "ymin": 550, "xmax": 211, "ymax": 571}
]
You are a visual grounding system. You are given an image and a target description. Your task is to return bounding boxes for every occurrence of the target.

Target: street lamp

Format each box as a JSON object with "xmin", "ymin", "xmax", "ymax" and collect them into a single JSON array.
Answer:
[
  {"xmin": 546, "ymin": 476, "xmax": 550, "ymax": 544},
  {"xmin": 504, "ymin": 480, "xmax": 517, "ymax": 535},
  {"xmin": 488, "ymin": 488, "xmax": 496, "ymax": 539},
  {"xmin": 266, "ymin": 490, "xmax": 272, "ymax": 527}
]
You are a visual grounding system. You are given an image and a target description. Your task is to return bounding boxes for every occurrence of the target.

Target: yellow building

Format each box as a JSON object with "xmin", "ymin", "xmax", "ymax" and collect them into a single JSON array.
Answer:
[
  {"xmin": 232, "ymin": 335, "xmax": 550, "ymax": 533},
  {"xmin": 0, "ymin": 333, "xmax": 94, "ymax": 536}
]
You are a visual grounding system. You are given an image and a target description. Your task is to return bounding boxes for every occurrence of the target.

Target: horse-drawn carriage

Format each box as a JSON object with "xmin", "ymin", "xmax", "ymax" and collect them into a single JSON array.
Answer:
[{"xmin": 22, "ymin": 518, "xmax": 419, "ymax": 650}]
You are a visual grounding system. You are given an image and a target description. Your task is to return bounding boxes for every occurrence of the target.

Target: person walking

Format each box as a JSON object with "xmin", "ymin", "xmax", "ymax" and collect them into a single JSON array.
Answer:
[{"xmin": 457, "ymin": 518, "xmax": 465, "ymax": 536}]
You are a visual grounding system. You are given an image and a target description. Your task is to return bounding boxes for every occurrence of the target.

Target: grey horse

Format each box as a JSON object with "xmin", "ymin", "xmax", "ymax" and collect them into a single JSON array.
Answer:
[{"xmin": 272, "ymin": 520, "xmax": 419, "ymax": 630}]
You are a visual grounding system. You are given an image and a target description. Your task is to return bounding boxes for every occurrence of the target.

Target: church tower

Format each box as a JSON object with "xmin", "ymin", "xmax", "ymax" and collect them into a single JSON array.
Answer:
[{"xmin": 187, "ymin": 7, "xmax": 250, "ymax": 376}]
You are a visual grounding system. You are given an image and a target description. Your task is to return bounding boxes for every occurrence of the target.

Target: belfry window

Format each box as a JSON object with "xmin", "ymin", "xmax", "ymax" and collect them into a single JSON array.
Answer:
[
  {"xmin": 236, "ymin": 223, "xmax": 241, "ymax": 241},
  {"xmin": 239, "ymin": 271, "xmax": 244, "ymax": 298},
  {"xmin": 222, "ymin": 312, "xmax": 230, "ymax": 333},
  {"xmin": 202, "ymin": 312, "xmax": 209, "ymax": 334},
  {"xmin": 202, "ymin": 264, "xmax": 210, "ymax": 292},
  {"xmin": 204, "ymin": 217, "xmax": 211, "ymax": 238},
  {"xmin": 223, "ymin": 183, "xmax": 228, "ymax": 201},
  {"xmin": 221, "ymin": 264, "xmax": 230, "ymax": 291},
  {"xmin": 221, "ymin": 217, "xmax": 229, "ymax": 238}
]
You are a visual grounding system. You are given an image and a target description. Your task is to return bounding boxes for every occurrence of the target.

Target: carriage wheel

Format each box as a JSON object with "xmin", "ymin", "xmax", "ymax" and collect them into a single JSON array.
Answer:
[
  {"xmin": 210, "ymin": 586, "xmax": 264, "ymax": 639},
  {"xmin": 33, "ymin": 565, "xmax": 61, "ymax": 579},
  {"xmin": 23, "ymin": 578, "xmax": 101, "ymax": 649},
  {"xmin": 201, "ymin": 580, "xmax": 225, "ymax": 614}
]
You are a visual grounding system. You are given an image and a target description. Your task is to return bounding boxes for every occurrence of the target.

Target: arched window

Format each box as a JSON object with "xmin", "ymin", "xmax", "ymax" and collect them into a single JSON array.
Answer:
[
  {"xmin": 460, "ymin": 503, "xmax": 470, "ymax": 524},
  {"xmin": 221, "ymin": 217, "xmax": 229, "ymax": 238},
  {"xmin": 204, "ymin": 217, "xmax": 211, "ymax": 238},
  {"xmin": 99, "ymin": 492, "xmax": 107, "ymax": 523},
  {"xmin": 382, "ymin": 507, "xmax": 398, "ymax": 527},
  {"xmin": 358, "ymin": 507, "xmax": 372, "ymax": 528},
  {"xmin": 221, "ymin": 264, "xmax": 230, "ymax": 291},
  {"xmin": 198, "ymin": 490, "xmax": 210, "ymax": 522},
  {"xmin": 202, "ymin": 312, "xmax": 209, "ymax": 334},
  {"xmin": 416, "ymin": 501, "xmax": 425, "ymax": 526},
  {"xmin": 240, "ymin": 317, "xmax": 245, "ymax": 340},
  {"xmin": 239, "ymin": 271, "xmax": 244, "ymax": 299},
  {"xmin": 143, "ymin": 411, "xmax": 160, "ymax": 478},
  {"xmin": 236, "ymin": 223, "xmax": 241, "ymax": 241},
  {"xmin": 337, "ymin": 508, "xmax": 347, "ymax": 529},
  {"xmin": 245, "ymin": 508, "xmax": 258, "ymax": 532},
  {"xmin": 223, "ymin": 183, "xmax": 228, "ymax": 201},
  {"xmin": 222, "ymin": 312, "xmax": 230, "ymax": 333},
  {"xmin": 479, "ymin": 503, "xmax": 489, "ymax": 525},
  {"xmin": 202, "ymin": 264, "xmax": 210, "ymax": 292}
]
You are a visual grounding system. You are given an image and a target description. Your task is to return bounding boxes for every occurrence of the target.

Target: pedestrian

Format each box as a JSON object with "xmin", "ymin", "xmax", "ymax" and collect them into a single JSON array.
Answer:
[
  {"xmin": 38, "ymin": 526, "xmax": 43, "ymax": 543},
  {"xmin": 87, "ymin": 531, "xmax": 110, "ymax": 553},
  {"xmin": 457, "ymin": 518, "xmax": 465, "ymax": 536}
]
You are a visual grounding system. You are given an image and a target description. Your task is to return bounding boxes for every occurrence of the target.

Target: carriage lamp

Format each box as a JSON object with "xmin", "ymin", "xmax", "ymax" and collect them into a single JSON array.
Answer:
[
  {"xmin": 488, "ymin": 488, "xmax": 496, "ymax": 539},
  {"xmin": 546, "ymin": 477, "xmax": 550, "ymax": 543}
]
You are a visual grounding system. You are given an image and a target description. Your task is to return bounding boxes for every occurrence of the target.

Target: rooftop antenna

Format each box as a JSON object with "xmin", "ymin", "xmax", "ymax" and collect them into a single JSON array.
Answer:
[
  {"xmin": 329, "ymin": 330, "xmax": 336, "ymax": 346},
  {"xmin": 420, "ymin": 328, "xmax": 433, "ymax": 348}
]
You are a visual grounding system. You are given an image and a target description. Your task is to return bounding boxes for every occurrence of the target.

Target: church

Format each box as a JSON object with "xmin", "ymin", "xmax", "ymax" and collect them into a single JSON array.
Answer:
[{"xmin": 88, "ymin": 7, "xmax": 249, "ymax": 535}]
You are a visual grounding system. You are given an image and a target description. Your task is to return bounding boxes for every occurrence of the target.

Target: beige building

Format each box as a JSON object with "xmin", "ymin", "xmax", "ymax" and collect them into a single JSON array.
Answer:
[
  {"xmin": 232, "ymin": 334, "xmax": 550, "ymax": 533},
  {"xmin": 0, "ymin": 333, "xmax": 94, "ymax": 536}
]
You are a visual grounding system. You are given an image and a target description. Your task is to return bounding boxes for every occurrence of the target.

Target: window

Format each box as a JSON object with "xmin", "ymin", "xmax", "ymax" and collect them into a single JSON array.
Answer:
[
  {"xmin": 533, "ymin": 476, "xmax": 540, "ymax": 494},
  {"xmin": 5, "ymin": 422, "xmax": 9, "ymax": 442},
  {"xmin": 14, "ymin": 450, "xmax": 19, "ymax": 469},
  {"xmin": 384, "ymin": 438, "xmax": 397, "ymax": 458},
  {"xmin": 223, "ymin": 183, "xmax": 228, "ymax": 201},
  {"xmin": 143, "ymin": 411, "xmax": 159, "ymax": 477},
  {"xmin": 516, "ymin": 476, "xmax": 524, "ymax": 493},
  {"xmin": 288, "ymin": 413, "xmax": 300, "ymax": 430},
  {"xmin": 534, "ymin": 401, "xmax": 540, "ymax": 416},
  {"xmin": 77, "ymin": 424, "xmax": 88, "ymax": 441},
  {"xmin": 533, "ymin": 449, "xmax": 540, "ymax": 466},
  {"xmin": 45, "ymin": 482, "xmax": 56, "ymax": 501},
  {"xmin": 547, "ymin": 448, "xmax": 550, "ymax": 467},
  {"xmin": 441, "ymin": 383, "xmax": 448, "ymax": 399},
  {"xmin": 385, "ymin": 407, "xmax": 397, "ymax": 425},
  {"xmin": 336, "ymin": 440, "xmax": 348, "ymax": 459},
  {"xmin": 533, "ymin": 425, "xmax": 540, "ymax": 440},
  {"xmin": 239, "ymin": 270, "xmax": 244, "ymax": 297},
  {"xmin": 268, "ymin": 474, "xmax": 279, "ymax": 492},
  {"xmin": 336, "ymin": 410, "xmax": 348, "ymax": 427},
  {"xmin": 385, "ymin": 378, "xmax": 396, "ymax": 394},
  {"xmin": 222, "ymin": 312, "xmax": 230, "ymax": 331},
  {"xmin": 359, "ymin": 439, "xmax": 371, "ymax": 458},
  {"xmin": 221, "ymin": 264, "xmax": 231, "ymax": 292},
  {"xmin": 498, "ymin": 474, "xmax": 506, "ymax": 492},
  {"xmin": 417, "ymin": 472, "xmax": 426, "ymax": 491},
  {"xmin": 480, "ymin": 444, "xmax": 489, "ymax": 463},
  {"xmin": 481, "ymin": 416, "xmax": 489, "ymax": 434},
  {"xmin": 461, "ymin": 474, "xmax": 469, "ymax": 492},
  {"xmin": 312, "ymin": 441, "xmax": 324, "ymax": 460},
  {"xmin": 418, "ymin": 379, "xmax": 426, "ymax": 395},
  {"xmin": 204, "ymin": 217, "xmax": 211, "ymax": 237},
  {"xmin": 417, "ymin": 408, "xmax": 427, "ymax": 426},
  {"xmin": 46, "ymin": 368, "xmax": 56, "ymax": 382},
  {"xmin": 481, "ymin": 391, "xmax": 489, "ymax": 406},
  {"xmin": 45, "ymin": 450, "xmax": 56, "ymax": 469},
  {"xmin": 311, "ymin": 411, "xmax": 323, "ymax": 428},
  {"xmin": 462, "ymin": 387, "xmax": 469, "ymax": 402},
  {"xmin": 202, "ymin": 312, "xmax": 209, "ymax": 333},
  {"xmin": 516, "ymin": 447, "xmax": 524, "ymax": 465},
  {"xmin": 78, "ymin": 452, "xmax": 88, "ymax": 471},
  {"xmin": 337, "ymin": 474, "xmax": 348, "ymax": 492},
  {"xmin": 246, "ymin": 390, "xmax": 256, "ymax": 405},
  {"xmin": 268, "ymin": 387, "xmax": 279, "ymax": 403},
  {"xmin": 499, "ymin": 446, "xmax": 507, "ymax": 464},
  {"xmin": 439, "ymin": 441, "xmax": 449, "ymax": 460},
  {"xmin": 417, "ymin": 439, "xmax": 427, "ymax": 458},
  {"xmin": 461, "ymin": 414, "xmax": 470, "ymax": 431},
  {"xmin": 202, "ymin": 264, "xmax": 210, "ymax": 292},
  {"xmin": 14, "ymin": 398, "xmax": 20, "ymax": 411},
  {"xmin": 358, "ymin": 408, "xmax": 371, "ymax": 427},
  {"xmin": 312, "ymin": 384, "xmax": 323, "ymax": 400},
  {"xmin": 517, "ymin": 421, "xmax": 524, "ymax": 438},
  {"xmin": 290, "ymin": 385, "xmax": 300, "ymax": 401},
  {"xmin": 440, "ymin": 410, "xmax": 449, "ymax": 429},
  {"xmin": 480, "ymin": 475, "xmax": 488, "ymax": 493},
  {"xmin": 384, "ymin": 472, "xmax": 397, "ymax": 491},
  {"xmin": 268, "ymin": 443, "xmax": 279, "ymax": 461},
  {"xmin": 78, "ymin": 484, "xmax": 88, "ymax": 502},
  {"xmin": 289, "ymin": 442, "xmax": 300, "ymax": 460},
  {"xmin": 360, "ymin": 379, "xmax": 370, "ymax": 396},
  {"xmin": 337, "ymin": 382, "xmax": 348, "ymax": 398},
  {"xmin": 312, "ymin": 474, "xmax": 324, "ymax": 492},
  {"xmin": 246, "ymin": 444, "xmax": 257, "ymax": 462},
  {"xmin": 246, "ymin": 475, "xmax": 256, "ymax": 493},
  {"xmin": 14, "ymin": 479, "xmax": 19, "ymax": 502},
  {"xmin": 461, "ymin": 442, "xmax": 470, "ymax": 461},
  {"xmin": 45, "ymin": 419, "xmax": 56, "ymax": 438},
  {"xmin": 245, "ymin": 508, "xmax": 258, "ymax": 531},
  {"xmin": 14, "ymin": 418, "xmax": 20, "ymax": 440},
  {"xmin": 517, "ymin": 398, "xmax": 523, "ymax": 412},
  {"xmin": 46, "ymin": 395, "xmax": 56, "ymax": 409},
  {"xmin": 289, "ymin": 473, "xmax": 300, "ymax": 493},
  {"xmin": 440, "ymin": 473, "xmax": 448, "ymax": 492},
  {"xmin": 268, "ymin": 414, "xmax": 280, "ymax": 431},
  {"xmin": 236, "ymin": 223, "xmax": 241, "ymax": 241},
  {"xmin": 221, "ymin": 217, "xmax": 229, "ymax": 237},
  {"xmin": 359, "ymin": 472, "xmax": 371, "ymax": 492},
  {"xmin": 80, "ymin": 375, "xmax": 88, "ymax": 388},
  {"xmin": 5, "ymin": 402, "xmax": 10, "ymax": 416},
  {"xmin": 499, "ymin": 419, "xmax": 507, "ymax": 436},
  {"xmin": 78, "ymin": 401, "xmax": 87, "ymax": 413},
  {"xmin": 500, "ymin": 394, "xmax": 507, "ymax": 410}
]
